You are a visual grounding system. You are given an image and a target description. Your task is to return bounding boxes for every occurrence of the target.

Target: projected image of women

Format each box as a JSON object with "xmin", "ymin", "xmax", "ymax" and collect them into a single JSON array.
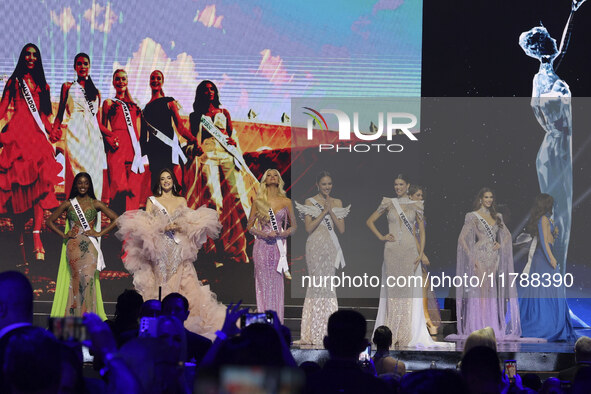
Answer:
[
  {"xmin": 518, "ymin": 0, "xmax": 585, "ymax": 277},
  {"xmin": 185, "ymin": 80, "xmax": 256, "ymax": 264},
  {"xmin": 143, "ymin": 70, "xmax": 192, "ymax": 187},
  {"xmin": 0, "ymin": 43, "xmax": 61, "ymax": 264},
  {"xmin": 102, "ymin": 69, "xmax": 149, "ymax": 211},
  {"xmin": 51, "ymin": 53, "xmax": 111, "ymax": 202}
]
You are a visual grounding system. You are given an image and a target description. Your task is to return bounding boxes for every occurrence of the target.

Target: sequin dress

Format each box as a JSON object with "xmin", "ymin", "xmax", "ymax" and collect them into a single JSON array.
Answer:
[
  {"xmin": 296, "ymin": 201, "xmax": 350, "ymax": 345},
  {"xmin": 116, "ymin": 202, "xmax": 226, "ymax": 339},
  {"xmin": 252, "ymin": 207, "xmax": 289, "ymax": 323},
  {"xmin": 64, "ymin": 202, "xmax": 99, "ymax": 316}
]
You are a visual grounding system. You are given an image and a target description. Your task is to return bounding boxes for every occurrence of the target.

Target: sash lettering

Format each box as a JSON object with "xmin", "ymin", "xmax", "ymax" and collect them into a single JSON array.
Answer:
[
  {"xmin": 200, "ymin": 115, "xmax": 258, "ymax": 182},
  {"xmin": 473, "ymin": 212, "xmax": 496, "ymax": 244},
  {"xmin": 149, "ymin": 196, "xmax": 181, "ymax": 244},
  {"xmin": 70, "ymin": 198, "xmax": 105, "ymax": 271},
  {"xmin": 17, "ymin": 78, "xmax": 54, "ymax": 152},
  {"xmin": 391, "ymin": 198, "xmax": 415, "ymax": 236},
  {"xmin": 310, "ymin": 198, "xmax": 345, "ymax": 269},
  {"xmin": 113, "ymin": 99, "xmax": 148, "ymax": 173},
  {"xmin": 268, "ymin": 208, "xmax": 289, "ymax": 274}
]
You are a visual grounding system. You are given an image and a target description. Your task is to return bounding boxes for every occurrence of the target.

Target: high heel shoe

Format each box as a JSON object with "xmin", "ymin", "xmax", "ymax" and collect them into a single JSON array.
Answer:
[
  {"xmin": 33, "ymin": 230, "xmax": 45, "ymax": 261},
  {"xmin": 426, "ymin": 320, "xmax": 438, "ymax": 335}
]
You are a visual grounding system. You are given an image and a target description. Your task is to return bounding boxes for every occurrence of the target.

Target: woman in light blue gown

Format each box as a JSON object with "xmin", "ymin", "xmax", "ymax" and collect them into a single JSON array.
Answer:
[{"xmin": 519, "ymin": 194, "xmax": 576, "ymax": 341}]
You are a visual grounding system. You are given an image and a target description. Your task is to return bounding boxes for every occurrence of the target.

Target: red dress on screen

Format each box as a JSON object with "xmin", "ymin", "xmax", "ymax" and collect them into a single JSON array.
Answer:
[
  {"xmin": 0, "ymin": 79, "xmax": 61, "ymax": 214},
  {"xmin": 104, "ymin": 99, "xmax": 149, "ymax": 209}
]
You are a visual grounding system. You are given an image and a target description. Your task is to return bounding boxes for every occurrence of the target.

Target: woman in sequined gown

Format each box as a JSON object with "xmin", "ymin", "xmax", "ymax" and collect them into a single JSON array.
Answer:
[
  {"xmin": 116, "ymin": 168, "xmax": 225, "ymax": 339},
  {"xmin": 247, "ymin": 169, "xmax": 297, "ymax": 323},
  {"xmin": 46, "ymin": 173, "xmax": 118, "ymax": 317},
  {"xmin": 451, "ymin": 188, "xmax": 521, "ymax": 340},
  {"xmin": 367, "ymin": 174, "xmax": 450, "ymax": 348},
  {"xmin": 295, "ymin": 171, "xmax": 350, "ymax": 345},
  {"xmin": 0, "ymin": 44, "xmax": 61, "ymax": 263}
]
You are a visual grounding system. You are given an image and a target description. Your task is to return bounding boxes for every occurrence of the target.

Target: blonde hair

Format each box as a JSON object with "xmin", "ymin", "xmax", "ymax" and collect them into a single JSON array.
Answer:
[
  {"xmin": 254, "ymin": 168, "xmax": 286, "ymax": 222},
  {"xmin": 113, "ymin": 69, "xmax": 135, "ymax": 103}
]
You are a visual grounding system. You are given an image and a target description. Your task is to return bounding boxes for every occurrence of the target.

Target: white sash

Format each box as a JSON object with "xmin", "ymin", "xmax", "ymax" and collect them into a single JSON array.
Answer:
[
  {"xmin": 17, "ymin": 78, "xmax": 54, "ymax": 153},
  {"xmin": 200, "ymin": 115, "xmax": 257, "ymax": 181},
  {"xmin": 112, "ymin": 99, "xmax": 148, "ymax": 173},
  {"xmin": 391, "ymin": 198, "xmax": 415, "ymax": 235},
  {"xmin": 310, "ymin": 198, "xmax": 345, "ymax": 269},
  {"xmin": 268, "ymin": 208, "xmax": 289, "ymax": 274},
  {"xmin": 149, "ymin": 196, "xmax": 181, "ymax": 244},
  {"xmin": 70, "ymin": 198, "xmax": 105, "ymax": 271},
  {"xmin": 144, "ymin": 118, "xmax": 187, "ymax": 165},
  {"xmin": 522, "ymin": 236, "xmax": 538, "ymax": 275},
  {"xmin": 473, "ymin": 212, "xmax": 496, "ymax": 244},
  {"xmin": 73, "ymin": 82, "xmax": 107, "ymax": 169}
]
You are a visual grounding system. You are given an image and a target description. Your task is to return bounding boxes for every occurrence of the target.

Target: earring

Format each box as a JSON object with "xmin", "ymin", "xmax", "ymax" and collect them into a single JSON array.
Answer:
[
  {"xmin": 173, "ymin": 184, "xmax": 177, "ymax": 192},
  {"xmin": 159, "ymin": 185, "xmax": 162, "ymax": 194},
  {"xmin": 479, "ymin": 199, "xmax": 482, "ymax": 205}
]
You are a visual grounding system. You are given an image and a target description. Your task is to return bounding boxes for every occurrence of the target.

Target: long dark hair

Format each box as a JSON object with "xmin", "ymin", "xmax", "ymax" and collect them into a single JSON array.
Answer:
[
  {"xmin": 152, "ymin": 168, "xmax": 182, "ymax": 197},
  {"xmin": 472, "ymin": 187, "xmax": 503, "ymax": 228},
  {"xmin": 408, "ymin": 184, "xmax": 424, "ymax": 199},
  {"xmin": 74, "ymin": 53, "xmax": 99, "ymax": 102},
  {"xmin": 4, "ymin": 43, "xmax": 52, "ymax": 115},
  {"xmin": 189, "ymin": 80, "xmax": 220, "ymax": 137},
  {"xmin": 68, "ymin": 172, "xmax": 97, "ymax": 200},
  {"xmin": 526, "ymin": 193, "xmax": 554, "ymax": 238},
  {"xmin": 316, "ymin": 170, "xmax": 332, "ymax": 185}
]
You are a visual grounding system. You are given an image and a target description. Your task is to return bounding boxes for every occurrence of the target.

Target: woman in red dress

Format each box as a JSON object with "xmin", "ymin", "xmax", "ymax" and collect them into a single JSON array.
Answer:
[
  {"xmin": 0, "ymin": 43, "xmax": 62, "ymax": 262},
  {"xmin": 102, "ymin": 69, "xmax": 149, "ymax": 210}
]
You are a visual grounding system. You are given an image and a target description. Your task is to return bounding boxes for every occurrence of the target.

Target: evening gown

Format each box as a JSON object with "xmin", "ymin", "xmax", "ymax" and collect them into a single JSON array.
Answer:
[
  {"xmin": 185, "ymin": 110, "xmax": 254, "ymax": 263},
  {"xmin": 143, "ymin": 97, "xmax": 176, "ymax": 186},
  {"xmin": 519, "ymin": 217, "xmax": 576, "ymax": 341},
  {"xmin": 452, "ymin": 212, "xmax": 521, "ymax": 340},
  {"xmin": 252, "ymin": 207, "xmax": 289, "ymax": 323},
  {"xmin": 116, "ymin": 203, "xmax": 225, "ymax": 339},
  {"xmin": 373, "ymin": 197, "xmax": 450, "ymax": 348},
  {"xmin": 51, "ymin": 201, "xmax": 106, "ymax": 318},
  {"xmin": 105, "ymin": 99, "xmax": 149, "ymax": 209},
  {"xmin": 64, "ymin": 82, "xmax": 106, "ymax": 200},
  {"xmin": 0, "ymin": 79, "xmax": 61, "ymax": 214},
  {"xmin": 296, "ymin": 200, "xmax": 350, "ymax": 345}
]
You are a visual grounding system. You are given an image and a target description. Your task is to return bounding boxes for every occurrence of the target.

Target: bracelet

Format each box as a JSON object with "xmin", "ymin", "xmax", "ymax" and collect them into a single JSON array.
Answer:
[{"xmin": 215, "ymin": 330, "xmax": 228, "ymax": 340}]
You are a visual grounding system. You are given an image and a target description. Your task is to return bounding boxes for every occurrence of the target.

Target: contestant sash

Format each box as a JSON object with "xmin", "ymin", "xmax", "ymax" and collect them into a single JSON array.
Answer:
[
  {"xmin": 113, "ymin": 99, "xmax": 148, "ymax": 173},
  {"xmin": 391, "ymin": 198, "xmax": 415, "ymax": 236},
  {"xmin": 200, "ymin": 115, "xmax": 258, "ymax": 181},
  {"xmin": 268, "ymin": 208, "xmax": 289, "ymax": 274},
  {"xmin": 522, "ymin": 236, "xmax": 538, "ymax": 275},
  {"xmin": 17, "ymin": 78, "xmax": 54, "ymax": 152},
  {"xmin": 149, "ymin": 196, "xmax": 181, "ymax": 244},
  {"xmin": 310, "ymin": 198, "xmax": 345, "ymax": 269},
  {"xmin": 144, "ymin": 118, "xmax": 187, "ymax": 165},
  {"xmin": 70, "ymin": 198, "xmax": 105, "ymax": 271},
  {"xmin": 473, "ymin": 212, "xmax": 496, "ymax": 244},
  {"xmin": 73, "ymin": 82, "xmax": 107, "ymax": 169}
]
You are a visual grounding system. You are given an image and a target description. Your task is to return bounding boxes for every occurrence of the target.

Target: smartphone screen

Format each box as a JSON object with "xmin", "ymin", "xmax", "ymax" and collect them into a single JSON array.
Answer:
[
  {"xmin": 48, "ymin": 317, "xmax": 87, "ymax": 342},
  {"xmin": 504, "ymin": 360, "xmax": 517, "ymax": 382},
  {"xmin": 359, "ymin": 344, "xmax": 371, "ymax": 362},
  {"xmin": 240, "ymin": 312, "xmax": 274, "ymax": 328}
]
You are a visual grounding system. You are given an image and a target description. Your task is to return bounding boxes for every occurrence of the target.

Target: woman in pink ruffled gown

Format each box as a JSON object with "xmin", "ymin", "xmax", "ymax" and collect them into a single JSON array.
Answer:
[
  {"xmin": 247, "ymin": 169, "xmax": 297, "ymax": 323},
  {"xmin": 116, "ymin": 168, "xmax": 225, "ymax": 339}
]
